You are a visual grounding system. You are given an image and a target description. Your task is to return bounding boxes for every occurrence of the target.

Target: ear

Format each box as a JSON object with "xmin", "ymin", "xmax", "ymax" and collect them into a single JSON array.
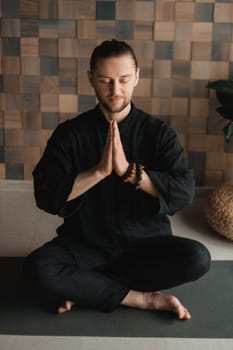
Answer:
[
  {"xmin": 134, "ymin": 67, "xmax": 140, "ymax": 87},
  {"xmin": 87, "ymin": 71, "xmax": 94, "ymax": 87}
]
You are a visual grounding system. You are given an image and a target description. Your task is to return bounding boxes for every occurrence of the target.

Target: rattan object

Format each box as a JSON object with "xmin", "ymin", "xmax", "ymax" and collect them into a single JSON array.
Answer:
[{"xmin": 204, "ymin": 183, "xmax": 233, "ymax": 240}]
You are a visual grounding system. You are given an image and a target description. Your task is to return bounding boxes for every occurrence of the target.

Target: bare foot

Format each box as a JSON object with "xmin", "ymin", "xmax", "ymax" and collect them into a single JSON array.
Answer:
[
  {"xmin": 121, "ymin": 290, "xmax": 191, "ymax": 320},
  {"xmin": 57, "ymin": 300, "xmax": 75, "ymax": 314},
  {"xmin": 146, "ymin": 292, "xmax": 191, "ymax": 320}
]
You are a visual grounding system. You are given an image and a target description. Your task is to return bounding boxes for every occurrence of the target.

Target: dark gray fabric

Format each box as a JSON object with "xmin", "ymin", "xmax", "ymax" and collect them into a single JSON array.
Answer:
[
  {"xmin": 32, "ymin": 104, "xmax": 195, "ymax": 257},
  {"xmin": 0, "ymin": 258, "xmax": 232, "ymax": 338}
]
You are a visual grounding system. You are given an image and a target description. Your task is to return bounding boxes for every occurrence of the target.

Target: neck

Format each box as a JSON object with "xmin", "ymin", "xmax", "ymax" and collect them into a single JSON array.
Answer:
[{"xmin": 99, "ymin": 103, "xmax": 131, "ymax": 123}]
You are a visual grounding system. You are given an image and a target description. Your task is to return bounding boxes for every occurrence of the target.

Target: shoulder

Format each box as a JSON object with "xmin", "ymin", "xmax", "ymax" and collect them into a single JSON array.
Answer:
[
  {"xmin": 133, "ymin": 106, "xmax": 171, "ymax": 134},
  {"xmin": 47, "ymin": 107, "xmax": 97, "ymax": 147}
]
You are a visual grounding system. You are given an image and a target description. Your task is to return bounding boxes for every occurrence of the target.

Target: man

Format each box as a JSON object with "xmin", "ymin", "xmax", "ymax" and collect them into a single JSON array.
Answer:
[{"xmin": 25, "ymin": 39, "xmax": 210, "ymax": 320}]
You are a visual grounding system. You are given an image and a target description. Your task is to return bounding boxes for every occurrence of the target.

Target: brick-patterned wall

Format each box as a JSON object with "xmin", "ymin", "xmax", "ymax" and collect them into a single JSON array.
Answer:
[{"xmin": 0, "ymin": 0, "xmax": 233, "ymax": 185}]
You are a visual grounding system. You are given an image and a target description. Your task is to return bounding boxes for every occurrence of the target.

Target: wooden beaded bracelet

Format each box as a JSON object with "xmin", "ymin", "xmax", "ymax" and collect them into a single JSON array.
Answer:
[
  {"xmin": 135, "ymin": 163, "xmax": 144, "ymax": 189},
  {"xmin": 121, "ymin": 162, "xmax": 144, "ymax": 189}
]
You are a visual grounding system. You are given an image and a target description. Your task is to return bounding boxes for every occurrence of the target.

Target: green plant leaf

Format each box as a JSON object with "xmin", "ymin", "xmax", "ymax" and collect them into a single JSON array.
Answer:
[
  {"xmin": 223, "ymin": 121, "xmax": 233, "ymax": 142},
  {"xmin": 207, "ymin": 80, "xmax": 233, "ymax": 94}
]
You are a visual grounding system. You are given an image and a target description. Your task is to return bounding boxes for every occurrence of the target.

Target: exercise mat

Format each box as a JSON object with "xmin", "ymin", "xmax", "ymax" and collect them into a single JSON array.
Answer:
[{"xmin": 0, "ymin": 258, "xmax": 232, "ymax": 338}]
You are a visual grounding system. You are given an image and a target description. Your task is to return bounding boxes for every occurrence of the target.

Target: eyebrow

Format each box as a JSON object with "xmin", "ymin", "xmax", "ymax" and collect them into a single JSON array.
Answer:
[{"xmin": 96, "ymin": 74, "xmax": 132, "ymax": 79}]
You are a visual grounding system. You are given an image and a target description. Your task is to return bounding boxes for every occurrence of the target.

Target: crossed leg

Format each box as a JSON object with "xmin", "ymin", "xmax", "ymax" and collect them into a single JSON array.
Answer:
[{"xmin": 58, "ymin": 291, "xmax": 191, "ymax": 320}]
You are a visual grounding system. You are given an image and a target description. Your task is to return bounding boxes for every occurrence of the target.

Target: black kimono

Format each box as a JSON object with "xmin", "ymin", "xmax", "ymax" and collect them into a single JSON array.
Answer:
[{"xmin": 25, "ymin": 104, "xmax": 210, "ymax": 311}]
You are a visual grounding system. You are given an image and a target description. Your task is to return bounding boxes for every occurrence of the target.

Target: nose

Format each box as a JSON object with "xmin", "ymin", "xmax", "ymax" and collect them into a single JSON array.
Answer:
[{"xmin": 110, "ymin": 80, "xmax": 121, "ymax": 95}]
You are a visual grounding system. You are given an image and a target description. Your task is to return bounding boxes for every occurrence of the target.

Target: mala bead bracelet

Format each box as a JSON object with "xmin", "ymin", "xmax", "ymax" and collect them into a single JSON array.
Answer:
[
  {"xmin": 121, "ymin": 162, "xmax": 144, "ymax": 189},
  {"xmin": 135, "ymin": 163, "xmax": 144, "ymax": 189},
  {"xmin": 121, "ymin": 162, "xmax": 136, "ymax": 183}
]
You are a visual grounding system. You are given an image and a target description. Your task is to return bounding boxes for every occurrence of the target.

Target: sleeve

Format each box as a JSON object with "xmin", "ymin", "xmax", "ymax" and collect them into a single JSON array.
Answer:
[
  {"xmin": 146, "ymin": 123, "xmax": 195, "ymax": 216},
  {"xmin": 32, "ymin": 122, "xmax": 82, "ymax": 217}
]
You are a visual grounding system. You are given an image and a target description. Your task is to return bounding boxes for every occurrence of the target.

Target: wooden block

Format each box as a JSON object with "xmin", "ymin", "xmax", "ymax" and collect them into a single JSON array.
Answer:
[
  {"xmin": 21, "ymin": 38, "xmax": 39, "ymax": 56},
  {"xmin": 132, "ymin": 97, "xmax": 153, "ymax": 115},
  {"xmin": 78, "ymin": 20, "xmax": 96, "ymax": 39},
  {"xmin": 39, "ymin": 19, "xmax": 58, "ymax": 38},
  {"xmin": 2, "ymin": 57, "xmax": 20, "ymax": 74},
  {"xmin": 77, "ymin": 39, "xmax": 96, "ymax": 58},
  {"xmin": 59, "ymin": 94, "xmax": 78, "ymax": 113},
  {"xmin": 135, "ymin": 1, "xmax": 154, "ymax": 21},
  {"xmin": 171, "ymin": 115, "xmax": 188, "ymax": 133},
  {"xmin": 5, "ymin": 129, "xmax": 24, "ymax": 147},
  {"xmin": 58, "ymin": 38, "xmax": 79, "ymax": 58},
  {"xmin": 205, "ymin": 170, "xmax": 223, "ymax": 186},
  {"xmin": 5, "ymin": 146, "xmax": 21, "ymax": 165},
  {"xmin": 24, "ymin": 130, "xmax": 40, "ymax": 146},
  {"xmin": 135, "ymin": 21, "xmax": 153, "ymax": 41},
  {"xmin": 39, "ymin": 0, "xmax": 58, "ymax": 19},
  {"xmin": 214, "ymin": 4, "xmax": 233, "ymax": 23},
  {"xmin": 151, "ymin": 97, "xmax": 171, "ymax": 116},
  {"xmin": 1, "ymin": 19, "xmax": 20, "ymax": 37},
  {"xmin": 20, "ymin": 0, "xmax": 38, "ymax": 18},
  {"xmin": 173, "ymin": 79, "xmax": 190, "ymax": 98},
  {"xmin": 21, "ymin": 56, "xmax": 40, "ymax": 75},
  {"xmin": 22, "ymin": 94, "xmax": 40, "ymax": 112},
  {"xmin": 41, "ymin": 76, "xmax": 59, "ymax": 94},
  {"xmin": 3, "ymin": 75, "xmax": 20, "ymax": 93},
  {"xmin": 155, "ymin": 2, "xmax": 174, "ymax": 22},
  {"xmin": 192, "ymin": 23, "xmax": 213, "ymax": 42},
  {"xmin": 116, "ymin": 1, "xmax": 135, "ymax": 20},
  {"xmin": 192, "ymin": 42, "xmax": 212, "ymax": 61},
  {"xmin": 207, "ymin": 135, "xmax": 224, "ymax": 152},
  {"xmin": 191, "ymin": 61, "xmax": 210, "ymax": 80},
  {"xmin": 96, "ymin": 21, "xmax": 116, "ymax": 40},
  {"xmin": 21, "ymin": 19, "xmax": 38, "ymax": 37},
  {"xmin": 154, "ymin": 22, "xmax": 175, "ymax": 41},
  {"xmin": 58, "ymin": 20, "xmax": 76, "ymax": 38},
  {"xmin": 190, "ymin": 98, "xmax": 209, "ymax": 117},
  {"xmin": 0, "ymin": 164, "xmax": 6, "ymax": 180},
  {"xmin": 59, "ymin": 58, "xmax": 77, "ymax": 94},
  {"xmin": 152, "ymin": 79, "xmax": 173, "ymax": 97},
  {"xmin": 39, "ymin": 39, "xmax": 58, "ymax": 56},
  {"xmin": 153, "ymin": 60, "xmax": 172, "ymax": 79},
  {"xmin": 4, "ymin": 94, "xmax": 21, "ymax": 111},
  {"xmin": 173, "ymin": 42, "xmax": 191, "ymax": 60},
  {"xmin": 141, "ymin": 66, "xmax": 153, "ymax": 81},
  {"xmin": 22, "ymin": 112, "xmax": 41, "ymax": 129},
  {"xmin": 39, "ymin": 129, "xmax": 53, "ymax": 148},
  {"xmin": 172, "ymin": 60, "xmax": 191, "ymax": 79},
  {"xmin": 21, "ymin": 75, "xmax": 41, "ymax": 94},
  {"xmin": 41, "ymin": 94, "xmax": 58, "ymax": 112},
  {"xmin": 171, "ymin": 98, "xmax": 189, "ymax": 116},
  {"xmin": 206, "ymin": 152, "xmax": 225, "ymax": 170},
  {"xmin": 189, "ymin": 114, "xmax": 208, "ymax": 134},
  {"xmin": 188, "ymin": 134, "xmax": 207, "ymax": 152},
  {"xmin": 134, "ymin": 78, "xmax": 152, "ymax": 97},
  {"xmin": 175, "ymin": 23, "xmax": 192, "ymax": 41},
  {"xmin": 58, "ymin": 0, "xmax": 95, "ymax": 20},
  {"xmin": 175, "ymin": 3, "xmax": 195, "ymax": 22},
  {"xmin": 4, "ymin": 111, "xmax": 22, "ymax": 129},
  {"xmin": 210, "ymin": 62, "xmax": 229, "ymax": 80}
]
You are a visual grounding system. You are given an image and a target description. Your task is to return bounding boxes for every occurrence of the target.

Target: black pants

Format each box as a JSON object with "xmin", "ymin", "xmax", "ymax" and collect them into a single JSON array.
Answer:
[{"xmin": 24, "ymin": 235, "xmax": 211, "ymax": 312}]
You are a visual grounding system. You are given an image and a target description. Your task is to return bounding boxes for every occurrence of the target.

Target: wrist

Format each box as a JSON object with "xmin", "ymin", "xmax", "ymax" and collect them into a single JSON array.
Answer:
[
  {"xmin": 118, "ymin": 162, "xmax": 129, "ymax": 177},
  {"xmin": 93, "ymin": 167, "xmax": 109, "ymax": 181}
]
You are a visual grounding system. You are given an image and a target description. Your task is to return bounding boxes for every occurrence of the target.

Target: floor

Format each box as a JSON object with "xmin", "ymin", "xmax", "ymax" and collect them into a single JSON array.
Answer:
[{"xmin": 0, "ymin": 181, "xmax": 233, "ymax": 349}]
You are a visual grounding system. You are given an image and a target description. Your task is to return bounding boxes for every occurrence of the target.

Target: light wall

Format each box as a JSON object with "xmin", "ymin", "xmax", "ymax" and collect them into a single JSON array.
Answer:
[{"xmin": 0, "ymin": 0, "xmax": 233, "ymax": 185}]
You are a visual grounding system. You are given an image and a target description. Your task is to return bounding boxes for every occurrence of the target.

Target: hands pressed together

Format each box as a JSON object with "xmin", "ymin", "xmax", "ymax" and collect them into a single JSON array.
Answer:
[{"xmin": 98, "ymin": 120, "xmax": 129, "ymax": 178}]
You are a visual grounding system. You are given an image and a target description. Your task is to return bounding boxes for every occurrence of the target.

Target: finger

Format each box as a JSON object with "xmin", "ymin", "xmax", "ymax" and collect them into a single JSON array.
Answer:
[{"xmin": 112, "ymin": 120, "xmax": 121, "ymax": 145}]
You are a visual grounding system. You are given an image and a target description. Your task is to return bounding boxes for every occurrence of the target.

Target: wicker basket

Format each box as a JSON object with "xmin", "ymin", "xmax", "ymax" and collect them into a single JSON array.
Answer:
[{"xmin": 204, "ymin": 183, "xmax": 233, "ymax": 240}]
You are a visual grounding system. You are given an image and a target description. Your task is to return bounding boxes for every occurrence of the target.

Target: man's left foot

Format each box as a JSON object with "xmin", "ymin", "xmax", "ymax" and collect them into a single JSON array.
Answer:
[{"xmin": 58, "ymin": 300, "xmax": 75, "ymax": 314}]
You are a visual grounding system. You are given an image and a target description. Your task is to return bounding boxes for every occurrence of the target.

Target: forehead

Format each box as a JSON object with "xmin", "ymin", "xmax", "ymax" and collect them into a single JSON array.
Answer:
[{"xmin": 92, "ymin": 54, "xmax": 136, "ymax": 76}]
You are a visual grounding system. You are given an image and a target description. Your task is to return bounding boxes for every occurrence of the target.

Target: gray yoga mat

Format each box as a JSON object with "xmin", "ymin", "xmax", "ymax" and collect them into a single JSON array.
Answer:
[{"xmin": 0, "ymin": 258, "xmax": 232, "ymax": 338}]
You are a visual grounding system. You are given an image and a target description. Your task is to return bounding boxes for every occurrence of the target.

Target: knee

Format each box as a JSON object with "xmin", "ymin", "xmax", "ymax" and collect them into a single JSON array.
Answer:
[
  {"xmin": 24, "ymin": 247, "xmax": 56, "ymax": 292},
  {"xmin": 189, "ymin": 241, "xmax": 211, "ymax": 280}
]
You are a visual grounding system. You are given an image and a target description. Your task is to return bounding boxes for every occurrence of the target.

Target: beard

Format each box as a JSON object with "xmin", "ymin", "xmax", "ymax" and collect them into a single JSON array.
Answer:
[{"xmin": 97, "ymin": 95, "xmax": 131, "ymax": 114}]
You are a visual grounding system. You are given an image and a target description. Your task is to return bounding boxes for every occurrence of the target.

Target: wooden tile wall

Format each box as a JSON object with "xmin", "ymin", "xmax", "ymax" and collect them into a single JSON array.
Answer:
[{"xmin": 1, "ymin": 0, "xmax": 233, "ymax": 185}]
